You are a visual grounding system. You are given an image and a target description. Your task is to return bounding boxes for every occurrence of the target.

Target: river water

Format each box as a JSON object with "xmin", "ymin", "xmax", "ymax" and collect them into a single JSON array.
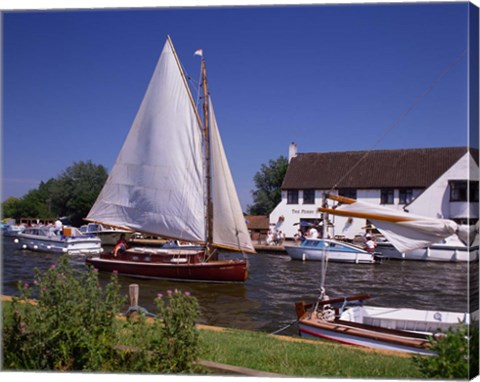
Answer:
[{"xmin": 2, "ymin": 236, "xmax": 475, "ymax": 336}]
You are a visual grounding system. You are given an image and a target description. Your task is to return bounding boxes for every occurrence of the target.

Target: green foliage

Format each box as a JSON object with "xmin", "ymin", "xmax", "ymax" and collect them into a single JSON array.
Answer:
[
  {"xmin": 112, "ymin": 290, "xmax": 200, "ymax": 373},
  {"xmin": 413, "ymin": 325, "xmax": 479, "ymax": 379},
  {"xmin": 2, "ymin": 196, "xmax": 22, "ymax": 220},
  {"xmin": 1, "ymin": 161, "xmax": 108, "ymax": 226},
  {"xmin": 3, "ymin": 256, "xmax": 124, "ymax": 370},
  {"xmin": 248, "ymin": 155, "xmax": 288, "ymax": 215},
  {"xmin": 2, "ymin": 256, "xmax": 201, "ymax": 373}
]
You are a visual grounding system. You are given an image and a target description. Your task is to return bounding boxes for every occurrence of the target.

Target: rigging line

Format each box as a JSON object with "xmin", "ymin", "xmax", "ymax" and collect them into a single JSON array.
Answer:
[{"xmin": 330, "ymin": 48, "xmax": 468, "ymax": 193}]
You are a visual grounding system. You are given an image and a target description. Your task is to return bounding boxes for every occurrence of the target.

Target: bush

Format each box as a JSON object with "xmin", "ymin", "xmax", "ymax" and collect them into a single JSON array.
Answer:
[
  {"xmin": 2, "ymin": 256, "xmax": 200, "ymax": 373},
  {"xmin": 413, "ymin": 325, "xmax": 479, "ymax": 379},
  {"xmin": 112, "ymin": 289, "xmax": 200, "ymax": 373}
]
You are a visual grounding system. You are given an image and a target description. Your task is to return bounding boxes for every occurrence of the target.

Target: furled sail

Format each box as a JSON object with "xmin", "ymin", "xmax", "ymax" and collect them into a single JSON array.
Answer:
[
  {"xmin": 320, "ymin": 195, "xmax": 475, "ymax": 253},
  {"xmin": 87, "ymin": 39, "xmax": 206, "ymax": 242},
  {"xmin": 209, "ymin": 99, "xmax": 256, "ymax": 253}
]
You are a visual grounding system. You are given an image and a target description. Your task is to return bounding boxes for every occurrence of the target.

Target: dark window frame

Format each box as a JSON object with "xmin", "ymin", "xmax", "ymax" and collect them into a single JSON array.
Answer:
[
  {"xmin": 338, "ymin": 188, "xmax": 357, "ymax": 200},
  {"xmin": 380, "ymin": 188, "xmax": 394, "ymax": 204},
  {"xmin": 449, "ymin": 180, "xmax": 479, "ymax": 202},
  {"xmin": 399, "ymin": 188, "xmax": 413, "ymax": 204},
  {"xmin": 303, "ymin": 189, "xmax": 315, "ymax": 204},
  {"xmin": 287, "ymin": 189, "xmax": 299, "ymax": 204}
]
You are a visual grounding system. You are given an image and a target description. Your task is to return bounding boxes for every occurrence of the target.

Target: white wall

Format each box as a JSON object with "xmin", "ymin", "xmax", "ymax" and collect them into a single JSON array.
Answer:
[{"xmin": 407, "ymin": 152, "xmax": 479, "ymax": 220}]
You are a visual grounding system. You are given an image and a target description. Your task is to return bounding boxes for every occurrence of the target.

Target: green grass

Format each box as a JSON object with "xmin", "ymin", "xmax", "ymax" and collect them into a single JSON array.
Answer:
[
  {"xmin": 2, "ymin": 299, "xmax": 423, "ymax": 378},
  {"xmin": 198, "ymin": 327, "xmax": 423, "ymax": 378}
]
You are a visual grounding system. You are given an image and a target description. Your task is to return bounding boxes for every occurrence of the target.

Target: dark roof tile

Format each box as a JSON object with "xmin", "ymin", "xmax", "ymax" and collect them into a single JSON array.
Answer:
[{"xmin": 282, "ymin": 147, "xmax": 475, "ymax": 190}]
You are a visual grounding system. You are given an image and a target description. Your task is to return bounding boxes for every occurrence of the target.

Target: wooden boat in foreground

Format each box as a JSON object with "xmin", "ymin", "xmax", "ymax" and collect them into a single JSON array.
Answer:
[
  {"xmin": 295, "ymin": 295, "xmax": 469, "ymax": 355},
  {"xmin": 295, "ymin": 193, "xmax": 471, "ymax": 354},
  {"xmin": 85, "ymin": 36, "xmax": 255, "ymax": 282}
]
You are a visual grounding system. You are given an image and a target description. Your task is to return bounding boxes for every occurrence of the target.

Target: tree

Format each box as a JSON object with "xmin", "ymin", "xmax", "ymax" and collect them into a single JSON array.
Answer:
[
  {"xmin": 2, "ymin": 197, "xmax": 22, "ymax": 221},
  {"xmin": 1, "ymin": 161, "xmax": 108, "ymax": 226},
  {"xmin": 247, "ymin": 156, "xmax": 288, "ymax": 216},
  {"xmin": 49, "ymin": 161, "xmax": 108, "ymax": 226}
]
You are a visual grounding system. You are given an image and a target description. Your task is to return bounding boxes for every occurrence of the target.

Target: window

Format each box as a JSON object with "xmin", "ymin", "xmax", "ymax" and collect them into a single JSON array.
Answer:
[
  {"xmin": 287, "ymin": 190, "xmax": 299, "ymax": 204},
  {"xmin": 338, "ymin": 188, "xmax": 357, "ymax": 200},
  {"xmin": 450, "ymin": 181, "xmax": 468, "ymax": 202},
  {"xmin": 380, "ymin": 189, "xmax": 394, "ymax": 204},
  {"xmin": 303, "ymin": 189, "xmax": 315, "ymax": 204},
  {"xmin": 450, "ymin": 180, "xmax": 479, "ymax": 202},
  {"xmin": 471, "ymin": 181, "xmax": 479, "ymax": 202},
  {"xmin": 399, "ymin": 188, "xmax": 413, "ymax": 204}
]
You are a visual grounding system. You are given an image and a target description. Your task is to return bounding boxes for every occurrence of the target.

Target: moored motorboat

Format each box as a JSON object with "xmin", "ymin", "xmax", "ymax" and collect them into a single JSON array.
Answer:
[
  {"xmin": 375, "ymin": 237, "xmax": 476, "ymax": 262},
  {"xmin": 285, "ymin": 238, "xmax": 381, "ymax": 263},
  {"xmin": 15, "ymin": 226, "xmax": 102, "ymax": 255},
  {"xmin": 80, "ymin": 222, "xmax": 133, "ymax": 246},
  {"xmin": 84, "ymin": 36, "xmax": 255, "ymax": 282}
]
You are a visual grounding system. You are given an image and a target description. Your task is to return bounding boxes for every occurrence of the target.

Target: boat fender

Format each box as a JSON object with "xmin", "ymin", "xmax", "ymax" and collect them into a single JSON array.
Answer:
[
  {"xmin": 14, "ymin": 238, "xmax": 19, "ymax": 244},
  {"xmin": 22, "ymin": 244, "xmax": 27, "ymax": 249},
  {"xmin": 33, "ymin": 245, "xmax": 38, "ymax": 250},
  {"xmin": 302, "ymin": 253, "xmax": 306, "ymax": 261}
]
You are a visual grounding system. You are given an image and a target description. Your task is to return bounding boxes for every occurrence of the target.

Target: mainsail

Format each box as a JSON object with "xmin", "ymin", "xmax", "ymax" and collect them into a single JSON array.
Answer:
[
  {"xmin": 319, "ymin": 194, "xmax": 475, "ymax": 253},
  {"xmin": 87, "ymin": 37, "xmax": 254, "ymax": 254}
]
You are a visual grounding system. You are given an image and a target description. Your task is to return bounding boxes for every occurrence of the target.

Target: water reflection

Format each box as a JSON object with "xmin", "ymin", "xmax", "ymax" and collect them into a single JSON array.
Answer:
[{"xmin": 2, "ymin": 237, "xmax": 473, "ymax": 336}]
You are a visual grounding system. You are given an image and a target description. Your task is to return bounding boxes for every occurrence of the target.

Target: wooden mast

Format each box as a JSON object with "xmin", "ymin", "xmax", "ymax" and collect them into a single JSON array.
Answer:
[{"xmin": 201, "ymin": 56, "xmax": 214, "ymax": 257}]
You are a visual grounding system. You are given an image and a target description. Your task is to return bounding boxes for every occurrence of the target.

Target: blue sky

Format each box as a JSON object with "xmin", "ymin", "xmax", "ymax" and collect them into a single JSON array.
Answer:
[{"xmin": 2, "ymin": 2, "xmax": 477, "ymax": 210}]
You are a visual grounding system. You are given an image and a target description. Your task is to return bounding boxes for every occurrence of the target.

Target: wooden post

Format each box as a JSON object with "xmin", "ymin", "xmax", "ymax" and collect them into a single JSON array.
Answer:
[{"xmin": 129, "ymin": 284, "xmax": 139, "ymax": 318}]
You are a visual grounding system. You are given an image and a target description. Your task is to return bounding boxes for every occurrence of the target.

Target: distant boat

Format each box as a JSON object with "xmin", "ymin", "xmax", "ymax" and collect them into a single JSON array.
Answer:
[
  {"xmin": 79, "ymin": 222, "xmax": 133, "ymax": 246},
  {"xmin": 15, "ymin": 226, "xmax": 102, "ymax": 255},
  {"xmin": 375, "ymin": 237, "xmax": 476, "ymax": 262},
  {"xmin": 295, "ymin": 193, "xmax": 471, "ymax": 354},
  {"xmin": 285, "ymin": 238, "xmax": 380, "ymax": 263},
  {"xmin": 85, "ymin": 36, "xmax": 255, "ymax": 283}
]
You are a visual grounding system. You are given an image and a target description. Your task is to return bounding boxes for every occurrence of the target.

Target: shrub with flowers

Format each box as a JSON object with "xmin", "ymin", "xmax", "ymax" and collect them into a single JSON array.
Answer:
[{"xmin": 2, "ymin": 255, "xmax": 200, "ymax": 373}]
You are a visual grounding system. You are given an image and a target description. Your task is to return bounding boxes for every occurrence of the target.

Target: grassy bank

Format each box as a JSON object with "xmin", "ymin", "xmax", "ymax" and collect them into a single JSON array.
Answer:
[
  {"xmin": 2, "ymin": 297, "xmax": 421, "ymax": 378},
  {"xmin": 197, "ymin": 326, "xmax": 422, "ymax": 378}
]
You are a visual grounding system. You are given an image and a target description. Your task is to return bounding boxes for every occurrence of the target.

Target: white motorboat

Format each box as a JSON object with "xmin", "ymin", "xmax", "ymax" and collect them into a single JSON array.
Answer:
[
  {"xmin": 79, "ymin": 222, "xmax": 133, "ymax": 246},
  {"xmin": 376, "ymin": 236, "xmax": 477, "ymax": 262},
  {"xmin": 286, "ymin": 238, "xmax": 381, "ymax": 263},
  {"xmin": 15, "ymin": 226, "xmax": 102, "ymax": 255}
]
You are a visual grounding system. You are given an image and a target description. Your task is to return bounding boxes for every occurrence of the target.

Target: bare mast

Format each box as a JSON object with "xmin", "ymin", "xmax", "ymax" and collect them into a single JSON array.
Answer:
[{"xmin": 201, "ymin": 55, "xmax": 214, "ymax": 258}]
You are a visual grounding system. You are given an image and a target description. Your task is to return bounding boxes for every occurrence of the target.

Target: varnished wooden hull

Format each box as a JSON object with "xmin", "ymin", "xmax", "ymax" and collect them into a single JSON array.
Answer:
[{"xmin": 85, "ymin": 249, "xmax": 248, "ymax": 283}]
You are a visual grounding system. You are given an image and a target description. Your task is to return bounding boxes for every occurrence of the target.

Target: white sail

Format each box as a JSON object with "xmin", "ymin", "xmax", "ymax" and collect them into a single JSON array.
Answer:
[
  {"xmin": 87, "ymin": 39, "xmax": 206, "ymax": 243},
  {"xmin": 321, "ymin": 198, "xmax": 474, "ymax": 253},
  {"xmin": 209, "ymin": 99, "xmax": 256, "ymax": 253}
]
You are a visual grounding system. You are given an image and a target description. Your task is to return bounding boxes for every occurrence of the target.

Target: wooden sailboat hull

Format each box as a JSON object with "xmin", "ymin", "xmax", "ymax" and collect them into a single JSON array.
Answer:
[
  {"xmin": 297, "ymin": 317, "xmax": 434, "ymax": 355},
  {"xmin": 85, "ymin": 250, "xmax": 248, "ymax": 283},
  {"xmin": 295, "ymin": 300, "xmax": 469, "ymax": 355}
]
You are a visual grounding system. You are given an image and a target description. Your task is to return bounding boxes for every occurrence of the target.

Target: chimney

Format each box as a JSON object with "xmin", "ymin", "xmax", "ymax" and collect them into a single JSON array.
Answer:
[{"xmin": 288, "ymin": 142, "xmax": 297, "ymax": 163}]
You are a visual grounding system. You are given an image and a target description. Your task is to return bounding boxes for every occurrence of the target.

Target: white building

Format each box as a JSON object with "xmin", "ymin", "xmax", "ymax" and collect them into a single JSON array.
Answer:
[{"xmin": 269, "ymin": 144, "xmax": 479, "ymax": 240}]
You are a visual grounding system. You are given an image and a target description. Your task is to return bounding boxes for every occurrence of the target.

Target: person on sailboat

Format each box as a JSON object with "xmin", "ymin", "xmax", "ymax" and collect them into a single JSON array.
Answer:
[
  {"xmin": 113, "ymin": 233, "xmax": 128, "ymax": 257},
  {"xmin": 364, "ymin": 234, "xmax": 377, "ymax": 253}
]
